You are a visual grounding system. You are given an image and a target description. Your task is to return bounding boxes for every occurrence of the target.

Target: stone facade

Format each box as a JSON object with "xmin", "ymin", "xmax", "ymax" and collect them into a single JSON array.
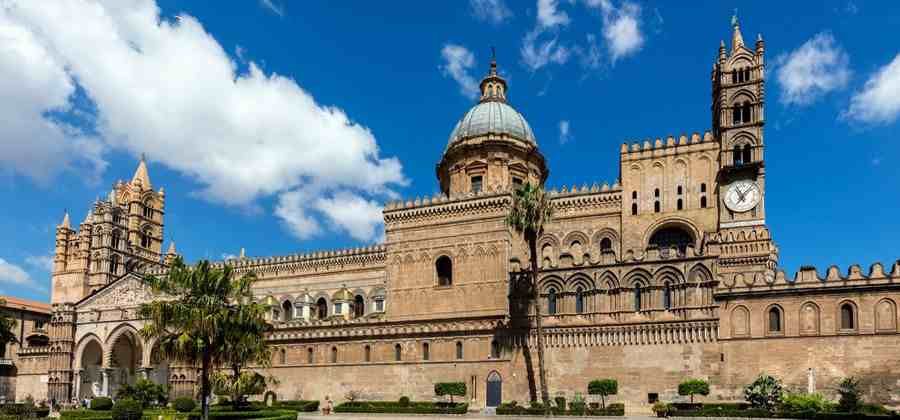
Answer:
[
  {"xmin": 9, "ymin": 18, "xmax": 900, "ymax": 413},
  {"xmin": 0, "ymin": 297, "xmax": 52, "ymax": 403}
]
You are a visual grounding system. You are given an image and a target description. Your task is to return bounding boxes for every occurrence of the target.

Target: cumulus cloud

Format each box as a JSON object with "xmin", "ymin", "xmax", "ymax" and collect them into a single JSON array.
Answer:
[
  {"xmin": 537, "ymin": 0, "xmax": 569, "ymax": 29},
  {"xmin": 314, "ymin": 192, "xmax": 384, "ymax": 242},
  {"xmin": 558, "ymin": 120, "xmax": 571, "ymax": 144},
  {"xmin": 776, "ymin": 32, "xmax": 851, "ymax": 106},
  {"xmin": 470, "ymin": 0, "xmax": 512, "ymax": 24},
  {"xmin": 589, "ymin": 0, "xmax": 644, "ymax": 63},
  {"xmin": 844, "ymin": 54, "xmax": 900, "ymax": 124},
  {"xmin": 521, "ymin": 30, "xmax": 571, "ymax": 72},
  {"xmin": 440, "ymin": 44, "xmax": 480, "ymax": 100},
  {"xmin": 0, "ymin": 0, "xmax": 405, "ymax": 243},
  {"xmin": 0, "ymin": 258, "xmax": 44, "ymax": 290}
]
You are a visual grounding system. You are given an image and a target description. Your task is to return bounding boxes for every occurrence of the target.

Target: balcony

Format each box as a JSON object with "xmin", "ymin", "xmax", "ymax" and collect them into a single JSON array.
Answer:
[{"xmin": 0, "ymin": 359, "xmax": 14, "ymax": 367}]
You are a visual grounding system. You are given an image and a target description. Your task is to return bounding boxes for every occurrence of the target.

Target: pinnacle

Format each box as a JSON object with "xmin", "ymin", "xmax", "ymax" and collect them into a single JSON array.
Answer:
[
  {"xmin": 131, "ymin": 155, "xmax": 152, "ymax": 188},
  {"xmin": 59, "ymin": 211, "xmax": 71, "ymax": 229}
]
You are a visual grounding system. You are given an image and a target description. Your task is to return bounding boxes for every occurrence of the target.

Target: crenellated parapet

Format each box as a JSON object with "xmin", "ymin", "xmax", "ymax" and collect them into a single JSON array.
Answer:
[
  {"xmin": 266, "ymin": 316, "xmax": 501, "ymax": 342},
  {"xmin": 384, "ymin": 188, "xmax": 511, "ymax": 228},
  {"xmin": 718, "ymin": 259, "xmax": 900, "ymax": 294},
  {"xmin": 620, "ymin": 131, "xmax": 718, "ymax": 160}
]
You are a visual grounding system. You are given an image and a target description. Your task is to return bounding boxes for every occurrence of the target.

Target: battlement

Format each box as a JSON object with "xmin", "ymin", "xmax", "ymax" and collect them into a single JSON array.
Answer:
[
  {"xmin": 721, "ymin": 259, "xmax": 900, "ymax": 294},
  {"xmin": 145, "ymin": 245, "xmax": 386, "ymax": 277},
  {"xmin": 620, "ymin": 131, "xmax": 717, "ymax": 159}
]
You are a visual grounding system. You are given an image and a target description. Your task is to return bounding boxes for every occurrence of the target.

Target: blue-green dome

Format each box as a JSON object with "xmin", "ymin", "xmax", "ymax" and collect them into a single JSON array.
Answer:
[{"xmin": 447, "ymin": 100, "xmax": 536, "ymax": 147}]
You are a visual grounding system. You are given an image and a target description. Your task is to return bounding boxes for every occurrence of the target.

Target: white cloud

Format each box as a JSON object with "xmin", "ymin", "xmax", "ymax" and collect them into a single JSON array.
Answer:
[
  {"xmin": 521, "ymin": 30, "xmax": 570, "ymax": 72},
  {"xmin": 776, "ymin": 32, "xmax": 851, "ymax": 106},
  {"xmin": 844, "ymin": 54, "xmax": 900, "ymax": 124},
  {"xmin": 440, "ymin": 44, "xmax": 480, "ymax": 100},
  {"xmin": 558, "ymin": 120, "xmax": 571, "ymax": 144},
  {"xmin": 537, "ymin": 0, "xmax": 569, "ymax": 29},
  {"xmin": 590, "ymin": 0, "xmax": 644, "ymax": 63},
  {"xmin": 1, "ymin": 0, "xmax": 406, "ymax": 243},
  {"xmin": 470, "ymin": 0, "xmax": 512, "ymax": 24},
  {"xmin": 575, "ymin": 33, "xmax": 601, "ymax": 70},
  {"xmin": 314, "ymin": 192, "xmax": 384, "ymax": 243},
  {"xmin": 275, "ymin": 187, "xmax": 323, "ymax": 240},
  {"xmin": 259, "ymin": 0, "xmax": 284, "ymax": 17},
  {"xmin": 0, "ymin": 258, "xmax": 42, "ymax": 290},
  {"xmin": 25, "ymin": 255, "xmax": 54, "ymax": 272}
]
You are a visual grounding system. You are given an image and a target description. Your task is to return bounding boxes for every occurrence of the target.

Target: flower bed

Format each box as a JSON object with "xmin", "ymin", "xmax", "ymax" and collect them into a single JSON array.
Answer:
[
  {"xmin": 496, "ymin": 402, "xmax": 625, "ymax": 416},
  {"xmin": 333, "ymin": 401, "xmax": 468, "ymax": 414}
]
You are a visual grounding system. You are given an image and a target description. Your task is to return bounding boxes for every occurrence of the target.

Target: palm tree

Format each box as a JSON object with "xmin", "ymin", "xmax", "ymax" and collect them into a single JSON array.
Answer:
[
  {"xmin": 506, "ymin": 183, "xmax": 553, "ymax": 411},
  {"xmin": 139, "ymin": 258, "xmax": 266, "ymax": 420},
  {"xmin": 215, "ymin": 298, "xmax": 273, "ymax": 410}
]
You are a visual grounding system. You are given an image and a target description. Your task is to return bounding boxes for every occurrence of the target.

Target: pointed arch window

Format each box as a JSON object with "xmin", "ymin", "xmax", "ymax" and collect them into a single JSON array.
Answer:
[
  {"xmin": 575, "ymin": 287, "xmax": 585, "ymax": 314},
  {"xmin": 547, "ymin": 288, "xmax": 557, "ymax": 315},
  {"xmin": 111, "ymin": 230, "xmax": 121, "ymax": 250},
  {"xmin": 631, "ymin": 191, "xmax": 638, "ymax": 215},
  {"xmin": 840, "ymin": 303, "xmax": 856, "ymax": 330},
  {"xmin": 364, "ymin": 345, "xmax": 371, "ymax": 362},
  {"xmin": 654, "ymin": 188, "xmax": 661, "ymax": 213},
  {"xmin": 109, "ymin": 254, "xmax": 120, "ymax": 276},
  {"xmin": 140, "ymin": 228, "xmax": 152, "ymax": 248},
  {"xmin": 143, "ymin": 200, "xmax": 153, "ymax": 219},
  {"xmin": 422, "ymin": 342, "xmax": 430, "ymax": 361},
  {"xmin": 353, "ymin": 295, "xmax": 365, "ymax": 318},
  {"xmin": 600, "ymin": 237, "xmax": 613, "ymax": 253},
  {"xmin": 742, "ymin": 102, "xmax": 752, "ymax": 123},
  {"xmin": 331, "ymin": 346, "xmax": 338, "ymax": 363},
  {"xmin": 307, "ymin": 347, "xmax": 314, "ymax": 364},
  {"xmin": 491, "ymin": 340, "xmax": 501, "ymax": 359},
  {"xmin": 282, "ymin": 300, "xmax": 293, "ymax": 321},
  {"xmin": 634, "ymin": 285, "xmax": 643, "ymax": 312},
  {"xmin": 316, "ymin": 298, "xmax": 328, "ymax": 319},
  {"xmin": 700, "ymin": 183, "xmax": 708, "ymax": 208},
  {"xmin": 394, "ymin": 344, "xmax": 402, "ymax": 361},
  {"xmin": 768, "ymin": 307, "xmax": 783, "ymax": 333},
  {"xmin": 456, "ymin": 341, "xmax": 464, "ymax": 360},
  {"xmin": 279, "ymin": 348, "xmax": 286, "ymax": 365},
  {"xmin": 742, "ymin": 144, "xmax": 752, "ymax": 164},
  {"xmin": 436, "ymin": 256, "xmax": 453, "ymax": 286}
]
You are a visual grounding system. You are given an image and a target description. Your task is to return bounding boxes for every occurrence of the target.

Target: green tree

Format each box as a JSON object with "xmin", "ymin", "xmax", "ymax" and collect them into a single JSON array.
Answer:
[
  {"xmin": 0, "ymin": 299, "xmax": 19, "ymax": 352},
  {"xmin": 116, "ymin": 378, "xmax": 167, "ymax": 408},
  {"xmin": 744, "ymin": 374, "xmax": 783, "ymax": 410},
  {"xmin": 836, "ymin": 377, "xmax": 862, "ymax": 412},
  {"xmin": 139, "ymin": 258, "xmax": 266, "ymax": 420},
  {"xmin": 506, "ymin": 183, "xmax": 554, "ymax": 411},
  {"xmin": 587, "ymin": 379, "xmax": 618, "ymax": 409},
  {"xmin": 678, "ymin": 379, "xmax": 710, "ymax": 404},
  {"xmin": 213, "ymin": 292, "xmax": 273, "ymax": 411},
  {"xmin": 434, "ymin": 382, "xmax": 466, "ymax": 404}
]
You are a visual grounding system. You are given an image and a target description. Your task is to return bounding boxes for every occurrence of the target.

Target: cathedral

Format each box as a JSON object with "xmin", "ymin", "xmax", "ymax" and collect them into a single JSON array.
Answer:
[{"xmin": 7, "ymin": 19, "xmax": 900, "ymax": 412}]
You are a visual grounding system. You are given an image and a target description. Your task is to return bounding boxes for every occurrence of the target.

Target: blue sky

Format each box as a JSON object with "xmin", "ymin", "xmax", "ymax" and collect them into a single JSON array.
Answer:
[{"xmin": 1, "ymin": 0, "xmax": 898, "ymax": 302}]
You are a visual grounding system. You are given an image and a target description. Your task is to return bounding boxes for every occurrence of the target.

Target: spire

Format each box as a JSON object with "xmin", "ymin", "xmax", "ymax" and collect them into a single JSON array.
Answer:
[
  {"xmin": 82, "ymin": 209, "xmax": 93, "ymax": 225},
  {"xmin": 108, "ymin": 189, "xmax": 118, "ymax": 206},
  {"xmin": 479, "ymin": 47, "xmax": 507, "ymax": 103},
  {"xmin": 59, "ymin": 211, "xmax": 71, "ymax": 229},
  {"xmin": 166, "ymin": 241, "xmax": 177, "ymax": 255},
  {"xmin": 131, "ymin": 154, "xmax": 152, "ymax": 188},
  {"xmin": 731, "ymin": 10, "xmax": 745, "ymax": 51}
]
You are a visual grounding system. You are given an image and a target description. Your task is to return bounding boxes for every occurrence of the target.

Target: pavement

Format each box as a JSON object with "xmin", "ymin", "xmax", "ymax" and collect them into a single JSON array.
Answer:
[{"xmin": 297, "ymin": 414, "xmax": 658, "ymax": 420}]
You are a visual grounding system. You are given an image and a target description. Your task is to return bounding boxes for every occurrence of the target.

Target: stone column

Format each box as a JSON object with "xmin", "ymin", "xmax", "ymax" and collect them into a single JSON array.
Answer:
[
  {"xmin": 807, "ymin": 368, "xmax": 816, "ymax": 394},
  {"xmin": 101, "ymin": 369, "xmax": 110, "ymax": 397},
  {"xmin": 73, "ymin": 370, "xmax": 82, "ymax": 401}
]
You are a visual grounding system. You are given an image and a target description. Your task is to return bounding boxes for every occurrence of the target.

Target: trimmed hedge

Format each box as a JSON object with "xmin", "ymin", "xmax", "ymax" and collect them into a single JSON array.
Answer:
[
  {"xmin": 668, "ymin": 408, "xmax": 900, "ymax": 419},
  {"xmin": 173, "ymin": 399, "xmax": 196, "ymax": 413},
  {"xmin": 91, "ymin": 398, "xmax": 114, "ymax": 411},
  {"xmin": 186, "ymin": 410, "xmax": 297, "ymax": 420},
  {"xmin": 334, "ymin": 401, "xmax": 468, "ymax": 414},
  {"xmin": 273, "ymin": 400, "xmax": 318, "ymax": 412},
  {"xmin": 111, "ymin": 400, "xmax": 143, "ymax": 420},
  {"xmin": 496, "ymin": 402, "xmax": 624, "ymax": 416}
]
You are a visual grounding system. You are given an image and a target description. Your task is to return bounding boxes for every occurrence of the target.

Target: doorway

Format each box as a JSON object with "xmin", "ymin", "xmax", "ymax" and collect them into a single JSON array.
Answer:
[{"xmin": 486, "ymin": 371, "xmax": 502, "ymax": 407}]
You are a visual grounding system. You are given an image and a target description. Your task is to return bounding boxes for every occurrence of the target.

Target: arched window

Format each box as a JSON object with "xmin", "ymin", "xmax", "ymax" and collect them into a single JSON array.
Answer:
[
  {"xmin": 282, "ymin": 300, "xmax": 293, "ymax": 321},
  {"xmin": 143, "ymin": 201, "xmax": 153, "ymax": 219},
  {"xmin": 677, "ymin": 198, "xmax": 683, "ymax": 211},
  {"xmin": 491, "ymin": 340, "xmax": 501, "ymax": 359},
  {"xmin": 547, "ymin": 288, "xmax": 557, "ymax": 315},
  {"xmin": 631, "ymin": 203, "xmax": 638, "ymax": 215},
  {"xmin": 316, "ymin": 298, "xmax": 327, "ymax": 319},
  {"xmin": 111, "ymin": 230, "xmax": 121, "ymax": 250},
  {"xmin": 768, "ymin": 307, "xmax": 783, "ymax": 333},
  {"xmin": 422, "ymin": 342, "xmax": 430, "ymax": 361},
  {"xmin": 700, "ymin": 183, "xmax": 707, "ymax": 193},
  {"xmin": 331, "ymin": 346, "xmax": 338, "ymax": 363},
  {"xmin": 354, "ymin": 295, "xmax": 365, "ymax": 318},
  {"xmin": 700, "ymin": 183, "xmax": 708, "ymax": 208},
  {"xmin": 677, "ymin": 186, "xmax": 683, "ymax": 195},
  {"xmin": 631, "ymin": 191, "xmax": 638, "ymax": 215},
  {"xmin": 575, "ymin": 287, "xmax": 584, "ymax": 314},
  {"xmin": 140, "ymin": 228, "xmax": 152, "ymax": 248},
  {"xmin": 700, "ymin": 196, "xmax": 708, "ymax": 208},
  {"xmin": 456, "ymin": 341, "xmax": 464, "ymax": 360},
  {"xmin": 307, "ymin": 348, "xmax": 314, "ymax": 364},
  {"xmin": 634, "ymin": 285, "xmax": 643, "ymax": 312},
  {"xmin": 654, "ymin": 188, "xmax": 661, "ymax": 213},
  {"xmin": 742, "ymin": 144, "xmax": 752, "ymax": 164},
  {"xmin": 436, "ymin": 256, "xmax": 453, "ymax": 286},
  {"xmin": 732, "ymin": 106, "xmax": 741, "ymax": 125},
  {"xmin": 110, "ymin": 254, "xmax": 120, "ymax": 276},
  {"xmin": 600, "ymin": 238, "xmax": 613, "ymax": 252},
  {"xmin": 742, "ymin": 102, "xmax": 752, "ymax": 123},
  {"xmin": 471, "ymin": 175, "xmax": 483, "ymax": 193},
  {"xmin": 279, "ymin": 348, "xmax": 286, "ymax": 365},
  {"xmin": 731, "ymin": 71, "xmax": 738, "ymax": 84},
  {"xmin": 648, "ymin": 226, "xmax": 694, "ymax": 254},
  {"xmin": 113, "ymin": 211, "xmax": 122, "ymax": 225},
  {"xmin": 840, "ymin": 303, "xmax": 856, "ymax": 330},
  {"xmin": 733, "ymin": 145, "xmax": 743, "ymax": 165},
  {"xmin": 744, "ymin": 68, "xmax": 751, "ymax": 82},
  {"xmin": 394, "ymin": 344, "xmax": 402, "ymax": 361},
  {"xmin": 663, "ymin": 281, "xmax": 672, "ymax": 310},
  {"xmin": 364, "ymin": 345, "xmax": 371, "ymax": 362}
]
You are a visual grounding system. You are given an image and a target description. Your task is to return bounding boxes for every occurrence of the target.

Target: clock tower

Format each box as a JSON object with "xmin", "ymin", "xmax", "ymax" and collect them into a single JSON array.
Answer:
[{"xmin": 710, "ymin": 16, "xmax": 778, "ymax": 287}]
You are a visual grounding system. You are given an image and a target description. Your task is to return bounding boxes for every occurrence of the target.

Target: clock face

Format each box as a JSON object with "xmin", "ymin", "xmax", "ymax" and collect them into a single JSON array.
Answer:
[{"xmin": 724, "ymin": 180, "xmax": 760, "ymax": 212}]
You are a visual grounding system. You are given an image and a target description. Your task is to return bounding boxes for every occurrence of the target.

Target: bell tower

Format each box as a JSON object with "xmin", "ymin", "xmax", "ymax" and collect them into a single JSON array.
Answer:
[{"xmin": 713, "ymin": 14, "xmax": 767, "ymax": 228}]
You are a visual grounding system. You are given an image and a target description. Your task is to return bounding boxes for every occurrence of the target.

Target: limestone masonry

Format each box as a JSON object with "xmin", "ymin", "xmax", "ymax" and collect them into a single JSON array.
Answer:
[{"xmin": 3, "ymin": 18, "xmax": 898, "ymax": 412}]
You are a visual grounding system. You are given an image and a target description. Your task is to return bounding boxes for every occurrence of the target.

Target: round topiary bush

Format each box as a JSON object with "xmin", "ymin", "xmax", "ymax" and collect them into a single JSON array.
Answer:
[
  {"xmin": 111, "ymin": 399, "xmax": 143, "ymax": 420},
  {"xmin": 398, "ymin": 396, "xmax": 410, "ymax": 407},
  {"xmin": 173, "ymin": 397, "xmax": 197, "ymax": 413},
  {"xmin": 90, "ymin": 397, "xmax": 114, "ymax": 411}
]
